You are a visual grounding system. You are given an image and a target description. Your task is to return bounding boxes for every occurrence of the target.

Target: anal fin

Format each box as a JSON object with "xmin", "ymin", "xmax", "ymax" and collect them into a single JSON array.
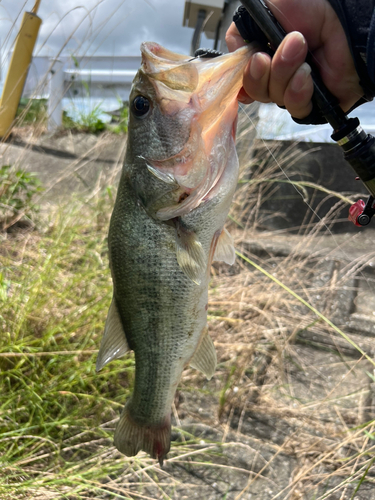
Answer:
[
  {"xmin": 190, "ymin": 328, "xmax": 217, "ymax": 380},
  {"xmin": 96, "ymin": 298, "xmax": 129, "ymax": 372},
  {"xmin": 213, "ymin": 227, "xmax": 235, "ymax": 265}
]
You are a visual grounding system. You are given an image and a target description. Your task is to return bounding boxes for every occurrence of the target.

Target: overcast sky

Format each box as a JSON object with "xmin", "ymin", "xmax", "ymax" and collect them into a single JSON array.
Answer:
[{"xmin": 0, "ymin": 0, "xmax": 215, "ymax": 60}]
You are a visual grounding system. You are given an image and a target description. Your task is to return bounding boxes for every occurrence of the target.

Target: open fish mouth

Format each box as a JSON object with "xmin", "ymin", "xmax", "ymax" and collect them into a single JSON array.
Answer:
[
  {"xmin": 135, "ymin": 42, "xmax": 252, "ymax": 220},
  {"xmin": 139, "ymin": 41, "xmax": 250, "ymax": 124}
]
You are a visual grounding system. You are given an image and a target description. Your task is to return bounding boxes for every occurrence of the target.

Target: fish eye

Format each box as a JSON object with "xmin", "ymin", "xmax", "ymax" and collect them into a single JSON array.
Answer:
[{"xmin": 132, "ymin": 95, "xmax": 151, "ymax": 118}]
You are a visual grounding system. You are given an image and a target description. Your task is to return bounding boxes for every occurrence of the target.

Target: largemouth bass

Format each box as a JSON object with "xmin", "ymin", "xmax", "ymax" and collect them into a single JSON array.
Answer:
[{"xmin": 96, "ymin": 42, "xmax": 250, "ymax": 465}]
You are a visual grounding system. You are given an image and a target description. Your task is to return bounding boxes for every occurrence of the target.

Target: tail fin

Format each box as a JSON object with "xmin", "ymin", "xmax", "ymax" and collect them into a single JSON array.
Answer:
[{"xmin": 114, "ymin": 404, "xmax": 171, "ymax": 466}]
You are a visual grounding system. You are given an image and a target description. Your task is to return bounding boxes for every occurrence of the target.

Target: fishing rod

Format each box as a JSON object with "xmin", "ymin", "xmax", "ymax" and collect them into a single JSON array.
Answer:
[{"xmin": 234, "ymin": 0, "xmax": 375, "ymax": 227}]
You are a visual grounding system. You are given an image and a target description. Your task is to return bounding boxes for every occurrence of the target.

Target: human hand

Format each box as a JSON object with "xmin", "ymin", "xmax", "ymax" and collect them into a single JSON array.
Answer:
[{"xmin": 226, "ymin": 0, "xmax": 364, "ymax": 120}]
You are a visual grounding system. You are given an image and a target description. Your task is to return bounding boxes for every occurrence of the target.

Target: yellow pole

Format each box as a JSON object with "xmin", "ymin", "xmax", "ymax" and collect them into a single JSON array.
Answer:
[
  {"xmin": 0, "ymin": 1, "xmax": 42, "ymax": 138},
  {"xmin": 32, "ymin": 0, "xmax": 41, "ymax": 14}
]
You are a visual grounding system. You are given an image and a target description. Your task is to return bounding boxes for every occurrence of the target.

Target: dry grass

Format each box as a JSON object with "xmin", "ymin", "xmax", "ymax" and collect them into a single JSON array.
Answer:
[
  {"xmin": 1, "ymin": 5, "xmax": 375, "ymax": 498},
  {"xmin": 1, "ymin": 123, "xmax": 375, "ymax": 499},
  {"xmin": 206, "ymin": 248, "xmax": 375, "ymax": 499}
]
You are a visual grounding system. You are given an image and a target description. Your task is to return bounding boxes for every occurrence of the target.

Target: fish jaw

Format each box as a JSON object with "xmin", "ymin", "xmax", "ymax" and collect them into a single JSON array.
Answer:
[
  {"xmin": 140, "ymin": 41, "xmax": 249, "ymax": 120},
  {"xmin": 128, "ymin": 43, "xmax": 253, "ymax": 220}
]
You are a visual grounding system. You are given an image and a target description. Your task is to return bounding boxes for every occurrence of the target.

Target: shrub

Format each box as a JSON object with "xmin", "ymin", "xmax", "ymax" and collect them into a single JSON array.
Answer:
[{"xmin": 0, "ymin": 165, "xmax": 43, "ymax": 231}]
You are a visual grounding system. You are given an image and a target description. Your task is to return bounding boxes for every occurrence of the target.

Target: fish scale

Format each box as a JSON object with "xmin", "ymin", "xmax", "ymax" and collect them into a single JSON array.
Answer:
[
  {"xmin": 108, "ymin": 174, "xmax": 207, "ymax": 422},
  {"xmin": 96, "ymin": 41, "xmax": 252, "ymax": 464}
]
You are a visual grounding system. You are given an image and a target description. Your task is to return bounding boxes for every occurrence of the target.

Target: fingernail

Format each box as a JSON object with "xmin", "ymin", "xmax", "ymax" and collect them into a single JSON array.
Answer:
[
  {"xmin": 281, "ymin": 32, "xmax": 306, "ymax": 63},
  {"xmin": 249, "ymin": 53, "xmax": 267, "ymax": 81},
  {"xmin": 291, "ymin": 63, "xmax": 311, "ymax": 93},
  {"xmin": 237, "ymin": 87, "xmax": 253, "ymax": 104}
]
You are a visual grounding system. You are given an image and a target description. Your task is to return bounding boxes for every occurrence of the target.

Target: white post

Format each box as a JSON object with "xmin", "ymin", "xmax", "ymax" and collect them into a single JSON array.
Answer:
[{"xmin": 48, "ymin": 59, "xmax": 64, "ymax": 130}]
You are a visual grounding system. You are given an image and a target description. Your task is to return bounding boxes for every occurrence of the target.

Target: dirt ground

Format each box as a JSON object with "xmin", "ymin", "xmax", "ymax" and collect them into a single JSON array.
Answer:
[{"xmin": 3, "ymin": 130, "xmax": 375, "ymax": 499}]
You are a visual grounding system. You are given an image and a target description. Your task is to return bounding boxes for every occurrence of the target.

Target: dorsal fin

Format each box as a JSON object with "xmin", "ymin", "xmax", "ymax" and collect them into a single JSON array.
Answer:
[{"xmin": 96, "ymin": 298, "xmax": 129, "ymax": 372}]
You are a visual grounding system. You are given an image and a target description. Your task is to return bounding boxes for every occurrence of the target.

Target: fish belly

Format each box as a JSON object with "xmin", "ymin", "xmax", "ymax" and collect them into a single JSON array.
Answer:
[{"xmin": 108, "ymin": 176, "xmax": 209, "ymax": 462}]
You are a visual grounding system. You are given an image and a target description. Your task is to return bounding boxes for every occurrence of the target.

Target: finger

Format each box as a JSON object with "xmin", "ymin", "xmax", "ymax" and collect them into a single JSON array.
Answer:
[
  {"xmin": 242, "ymin": 52, "xmax": 272, "ymax": 103},
  {"xmin": 283, "ymin": 63, "xmax": 314, "ymax": 119},
  {"xmin": 225, "ymin": 22, "xmax": 247, "ymax": 52},
  {"xmin": 268, "ymin": 31, "xmax": 308, "ymax": 106},
  {"xmin": 237, "ymin": 87, "xmax": 254, "ymax": 105}
]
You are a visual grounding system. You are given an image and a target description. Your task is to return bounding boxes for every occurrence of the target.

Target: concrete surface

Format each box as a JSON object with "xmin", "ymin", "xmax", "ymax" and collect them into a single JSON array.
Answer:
[
  {"xmin": 0, "ymin": 131, "xmax": 126, "ymax": 201},
  {"xmin": 246, "ymin": 139, "xmax": 369, "ymax": 233}
]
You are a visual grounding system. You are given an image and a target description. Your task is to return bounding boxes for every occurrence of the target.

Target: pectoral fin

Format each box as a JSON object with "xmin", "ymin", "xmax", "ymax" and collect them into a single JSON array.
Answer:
[
  {"xmin": 190, "ymin": 328, "xmax": 217, "ymax": 380},
  {"xmin": 96, "ymin": 298, "xmax": 129, "ymax": 372},
  {"xmin": 174, "ymin": 219, "xmax": 206, "ymax": 285},
  {"xmin": 213, "ymin": 227, "xmax": 235, "ymax": 265}
]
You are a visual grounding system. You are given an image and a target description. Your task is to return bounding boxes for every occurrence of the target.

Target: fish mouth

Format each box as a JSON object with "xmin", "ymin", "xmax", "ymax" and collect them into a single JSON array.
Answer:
[
  {"xmin": 140, "ymin": 41, "xmax": 251, "ymax": 117},
  {"xmin": 140, "ymin": 42, "xmax": 199, "ymax": 93},
  {"xmin": 138, "ymin": 42, "xmax": 253, "ymax": 219}
]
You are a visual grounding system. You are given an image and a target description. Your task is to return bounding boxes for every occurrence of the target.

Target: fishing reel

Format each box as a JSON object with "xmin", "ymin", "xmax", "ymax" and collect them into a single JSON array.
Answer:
[{"xmin": 349, "ymin": 195, "xmax": 375, "ymax": 227}]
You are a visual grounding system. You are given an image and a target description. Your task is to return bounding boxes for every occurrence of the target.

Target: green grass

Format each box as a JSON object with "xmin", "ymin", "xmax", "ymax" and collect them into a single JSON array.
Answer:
[
  {"xmin": 2, "ymin": 120, "xmax": 375, "ymax": 497},
  {"xmin": 15, "ymin": 98, "xmax": 129, "ymax": 135},
  {"xmin": 0, "ymin": 164, "xmax": 43, "ymax": 231},
  {"xmin": 2, "ymin": 179, "xmax": 375, "ymax": 500},
  {"xmin": 0, "ymin": 193, "xmax": 138, "ymax": 499},
  {"xmin": 62, "ymin": 105, "xmax": 106, "ymax": 134},
  {"xmin": 16, "ymin": 99, "xmax": 48, "ymax": 125}
]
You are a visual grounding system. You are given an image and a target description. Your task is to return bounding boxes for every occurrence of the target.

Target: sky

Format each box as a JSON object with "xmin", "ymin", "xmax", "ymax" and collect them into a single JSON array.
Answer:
[{"xmin": 0, "ymin": 0, "xmax": 215, "ymax": 60}]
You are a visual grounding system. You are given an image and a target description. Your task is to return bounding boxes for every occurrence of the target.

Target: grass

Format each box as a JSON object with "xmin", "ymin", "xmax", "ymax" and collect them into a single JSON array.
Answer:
[
  {"xmin": 1, "ymin": 128, "xmax": 375, "ymax": 499},
  {"xmin": 62, "ymin": 104, "xmax": 106, "ymax": 134},
  {"xmin": 0, "ymin": 193, "xmax": 133, "ymax": 498},
  {"xmin": 16, "ymin": 99, "xmax": 48, "ymax": 126},
  {"xmin": 0, "ymin": 164, "xmax": 43, "ymax": 231},
  {"xmin": 15, "ymin": 99, "xmax": 127, "ymax": 135},
  {"xmin": 1, "ymin": 4, "xmax": 375, "ymax": 495}
]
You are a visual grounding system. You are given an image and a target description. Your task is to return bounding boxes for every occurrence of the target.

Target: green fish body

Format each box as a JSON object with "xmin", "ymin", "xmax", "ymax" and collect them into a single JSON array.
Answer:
[{"xmin": 96, "ymin": 42, "xmax": 251, "ymax": 464}]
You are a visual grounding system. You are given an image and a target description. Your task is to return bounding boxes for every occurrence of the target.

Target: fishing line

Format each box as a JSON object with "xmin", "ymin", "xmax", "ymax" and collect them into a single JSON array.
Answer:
[
  {"xmin": 240, "ymin": 103, "xmax": 335, "ymax": 231},
  {"xmin": 238, "ymin": 102, "xmax": 375, "ymax": 290},
  {"xmin": 240, "ymin": 104, "xmax": 358, "ymax": 244}
]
